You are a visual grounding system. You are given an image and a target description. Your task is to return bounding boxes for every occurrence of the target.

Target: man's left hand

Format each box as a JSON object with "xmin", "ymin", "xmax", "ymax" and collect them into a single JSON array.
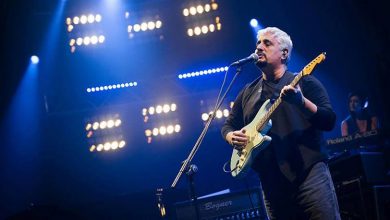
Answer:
[{"xmin": 281, "ymin": 85, "xmax": 305, "ymax": 106}]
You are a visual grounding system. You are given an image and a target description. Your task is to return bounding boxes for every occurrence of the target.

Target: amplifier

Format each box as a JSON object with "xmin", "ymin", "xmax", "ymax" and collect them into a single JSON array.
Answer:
[
  {"xmin": 175, "ymin": 188, "xmax": 267, "ymax": 220},
  {"xmin": 328, "ymin": 151, "xmax": 387, "ymax": 184}
]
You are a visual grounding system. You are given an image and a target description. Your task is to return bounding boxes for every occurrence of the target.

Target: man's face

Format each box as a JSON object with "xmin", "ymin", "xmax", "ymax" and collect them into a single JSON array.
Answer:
[
  {"xmin": 254, "ymin": 32, "xmax": 284, "ymax": 68},
  {"xmin": 349, "ymin": 95, "xmax": 362, "ymax": 112}
]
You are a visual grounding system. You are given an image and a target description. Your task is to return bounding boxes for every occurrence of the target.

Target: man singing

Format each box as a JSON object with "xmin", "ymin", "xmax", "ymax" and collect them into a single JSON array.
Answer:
[{"xmin": 222, "ymin": 27, "xmax": 340, "ymax": 219}]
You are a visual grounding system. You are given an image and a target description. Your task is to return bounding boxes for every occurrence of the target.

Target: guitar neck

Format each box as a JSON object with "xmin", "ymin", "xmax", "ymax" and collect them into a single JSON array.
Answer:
[{"xmin": 255, "ymin": 71, "xmax": 304, "ymax": 132}]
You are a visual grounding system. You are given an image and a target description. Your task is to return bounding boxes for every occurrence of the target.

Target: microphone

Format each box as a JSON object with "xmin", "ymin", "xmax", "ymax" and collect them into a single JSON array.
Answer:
[{"xmin": 230, "ymin": 53, "xmax": 259, "ymax": 67}]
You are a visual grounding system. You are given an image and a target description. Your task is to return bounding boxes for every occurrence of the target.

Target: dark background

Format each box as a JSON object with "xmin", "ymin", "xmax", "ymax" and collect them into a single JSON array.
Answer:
[{"xmin": 1, "ymin": 0, "xmax": 389, "ymax": 218}]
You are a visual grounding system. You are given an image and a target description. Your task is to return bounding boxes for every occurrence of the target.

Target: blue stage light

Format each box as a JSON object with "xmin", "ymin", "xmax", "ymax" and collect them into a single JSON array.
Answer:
[
  {"xmin": 250, "ymin": 18, "xmax": 258, "ymax": 27},
  {"xmin": 31, "ymin": 55, "xmax": 39, "ymax": 64}
]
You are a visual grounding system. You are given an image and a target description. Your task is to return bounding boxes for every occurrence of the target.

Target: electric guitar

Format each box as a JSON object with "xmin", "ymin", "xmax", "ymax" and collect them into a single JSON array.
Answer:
[{"xmin": 230, "ymin": 52, "xmax": 327, "ymax": 178}]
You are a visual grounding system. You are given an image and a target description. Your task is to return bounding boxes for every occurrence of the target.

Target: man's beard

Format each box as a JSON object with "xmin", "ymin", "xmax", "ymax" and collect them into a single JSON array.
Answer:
[{"xmin": 255, "ymin": 60, "xmax": 267, "ymax": 68}]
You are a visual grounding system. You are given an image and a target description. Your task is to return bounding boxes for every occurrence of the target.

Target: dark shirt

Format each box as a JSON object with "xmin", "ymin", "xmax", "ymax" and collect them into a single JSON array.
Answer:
[
  {"xmin": 221, "ymin": 71, "xmax": 336, "ymax": 183},
  {"xmin": 344, "ymin": 109, "xmax": 374, "ymax": 135}
]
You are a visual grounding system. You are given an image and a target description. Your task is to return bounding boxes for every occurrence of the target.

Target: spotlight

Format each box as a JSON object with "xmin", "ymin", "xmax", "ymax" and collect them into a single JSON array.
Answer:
[
  {"xmin": 30, "ymin": 55, "xmax": 39, "ymax": 64},
  {"xmin": 216, "ymin": 110, "xmax": 223, "ymax": 118},
  {"xmin": 250, "ymin": 18, "xmax": 258, "ymax": 27},
  {"xmin": 194, "ymin": 26, "xmax": 201, "ymax": 35},
  {"xmin": 69, "ymin": 39, "xmax": 75, "ymax": 46},
  {"xmin": 107, "ymin": 119, "xmax": 114, "ymax": 128},
  {"xmin": 209, "ymin": 24, "xmax": 215, "ymax": 32},
  {"xmin": 163, "ymin": 104, "xmax": 170, "ymax": 113},
  {"xmin": 83, "ymin": 36, "xmax": 91, "ymax": 45},
  {"xmin": 141, "ymin": 22, "xmax": 148, "ymax": 31},
  {"xmin": 167, "ymin": 125, "xmax": 174, "ymax": 134},
  {"xmin": 66, "ymin": 17, "xmax": 72, "ymax": 25},
  {"xmin": 92, "ymin": 122, "xmax": 99, "ymax": 130},
  {"xmin": 147, "ymin": 21, "xmax": 155, "ymax": 30},
  {"xmin": 104, "ymin": 142, "xmax": 111, "ymax": 151},
  {"xmin": 145, "ymin": 129, "xmax": 152, "ymax": 137},
  {"xmin": 95, "ymin": 14, "xmax": 102, "ymax": 22},
  {"xmin": 134, "ymin": 24, "xmax": 141, "ymax": 32},
  {"xmin": 76, "ymin": 37, "xmax": 83, "ymax": 46},
  {"xmin": 80, "ymin": 15, "xmax": 87, "ymax": 24},
  {"xmin": 174, "ymin": 124, "xmax": 181, "ymax": 133},
  {"xmin": 90, "ymin": 35, "xmax": 98, "ymax": 44},
  {"xmin": 152, "ymin": 128, "xmax": 159, "ymax": 136},
  {"xmin": 211, "ymin": 2, "xmax": 218, "ymax": 10},
  {"xmin": 159, "ymin": 126, "xmax": 167, "ymax": 135},
  {"xmin": 114, "ymin": 119, "xmax": 121, "ymax": 127},
  {"xmin": 183, "ymin": 8, "xmax": 189, "ymax": 16},
  {"xmin": 73, "ymin": 16, "xmax": 80, "ymax": 24},
  {"xmin": 86, "ymin": 130, "xmax": 93, "ymax": 138},
  {"xmin": 204, "ymin": 4, "xmax": 211, "ymax": 12},
  {"xmin": 111, "ymin": 141, "xmax": 119, "ymax": 150},
  {"xmin": 196, "ymin": 5, "xmax": 204, "ymax": 14},
  {"xmin": 156, "ymin": 105, "xmax": 163, "ymax": 114},
  {"xmin": 187, "ymin": 28, "xmax": 194, "ymax": 37},
  {"xmin": 119, "ymin": 141, "xmax": 126, "ymax": 148},
  {"xmin": 170, "ymin": 103, "xmax": 177, "ymax": 111},
  {"xmin": 201, "ymin": 113, "xmax": 209, "ymax": 121},
  {"xmin": 155, "ymin": 20, "xmax": 162, "ymax": 29},
  {"xmin": 100, "ymin": 120, "xmax": 107, "ymax": 129},
  {"xmin": 223, "ymin": 109, "xmax": 229, "ymax": 117},
  {"xmin": 201, "ymin": 25, "xmax": 208, "ymax": 34},
  {"xmin": 67, "ymin": 25, "xmax": 74, "ymax": 32},
  {"xmin": 98, "ymin": 35, "xmax": 105, "ymax": 43},
  {"xmin": 88, "ymin": 14, "xmax": 95, "ymax": 23},
  {"xmin": 189, "ymin": 7, "xmax": 196, "ymax": 15},
  {"xmin": 149, "ymin": 107, "xmax": 155, "ymax": 115},
  {"xmin": 85, "ymin": 123, "xmax": 92, "ymax": 131},
  {"xmin": 97, "ymin": 144, "xmax": 104, "ymax": 151}
]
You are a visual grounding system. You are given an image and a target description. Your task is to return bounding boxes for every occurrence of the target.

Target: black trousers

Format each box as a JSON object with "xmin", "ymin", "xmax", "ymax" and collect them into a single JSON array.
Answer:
[{"xmin": 260, "ymin": 162, "xmax": 341, "ymax": 220}]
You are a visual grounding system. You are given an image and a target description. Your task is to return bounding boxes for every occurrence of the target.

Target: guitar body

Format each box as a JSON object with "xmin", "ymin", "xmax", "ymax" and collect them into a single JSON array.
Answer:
[{"xmin": 230, "ymin": 99, "xmax": 273, "ymax": 178}]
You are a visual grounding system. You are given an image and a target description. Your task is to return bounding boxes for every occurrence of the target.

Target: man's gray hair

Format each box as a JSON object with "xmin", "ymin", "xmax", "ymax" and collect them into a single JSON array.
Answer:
[{"xmin": 257, "ymin": 27, "xmax": 293, "ymax": 61}]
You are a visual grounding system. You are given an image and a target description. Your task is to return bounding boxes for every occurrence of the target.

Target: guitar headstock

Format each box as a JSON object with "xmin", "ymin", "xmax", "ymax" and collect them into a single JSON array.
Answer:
[{"xmin": 302, "ymin": 52, "xmax": 326, "ymax": 76}]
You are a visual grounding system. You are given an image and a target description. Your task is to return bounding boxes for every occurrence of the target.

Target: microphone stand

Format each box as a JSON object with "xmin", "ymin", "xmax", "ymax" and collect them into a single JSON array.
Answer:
[{"xmin": 170, "ymin": 65, "xmax": 243, "ymax": 218}]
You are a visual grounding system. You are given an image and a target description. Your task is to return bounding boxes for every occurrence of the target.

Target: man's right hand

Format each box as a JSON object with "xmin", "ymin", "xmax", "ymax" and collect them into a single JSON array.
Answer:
[{"xmin": 226, "ymin": 129, "xmax": 248, "ymax": 150}]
